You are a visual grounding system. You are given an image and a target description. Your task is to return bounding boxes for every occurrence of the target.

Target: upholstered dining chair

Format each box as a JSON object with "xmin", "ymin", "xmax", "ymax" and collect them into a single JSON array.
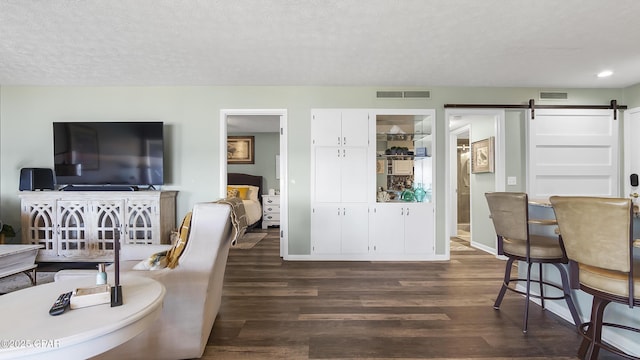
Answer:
[
  {"xmin": 550, "ymin": 196, "xmax": 640, "ymax": 360},
  {"xmin": 485, "ymin": 192, "xmax": 581, "ymax": 333}
]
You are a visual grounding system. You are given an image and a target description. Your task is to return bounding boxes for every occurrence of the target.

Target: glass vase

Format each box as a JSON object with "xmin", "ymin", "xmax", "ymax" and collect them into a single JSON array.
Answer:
[{"xmin": 414, "ymin": 183, "xmax": 427, "ymax": 202}]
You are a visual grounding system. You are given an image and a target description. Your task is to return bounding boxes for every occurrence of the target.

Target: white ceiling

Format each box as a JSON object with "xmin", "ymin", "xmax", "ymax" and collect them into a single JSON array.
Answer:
[{"xmin": 2, "ymin": 0, "xmax": 640, "ymax": 88}]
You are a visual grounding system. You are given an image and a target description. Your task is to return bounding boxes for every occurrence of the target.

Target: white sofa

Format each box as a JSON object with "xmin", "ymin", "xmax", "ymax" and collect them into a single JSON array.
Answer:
[{"xmin": 55, "ymin": 202, "xmax": 234, "ymax": 360}]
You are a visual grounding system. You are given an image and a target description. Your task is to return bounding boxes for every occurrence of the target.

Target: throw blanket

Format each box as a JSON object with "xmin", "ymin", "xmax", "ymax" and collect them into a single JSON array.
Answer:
[{"xmin": 214, "ymin": 197, "xmax": 248, "ymax": 245}]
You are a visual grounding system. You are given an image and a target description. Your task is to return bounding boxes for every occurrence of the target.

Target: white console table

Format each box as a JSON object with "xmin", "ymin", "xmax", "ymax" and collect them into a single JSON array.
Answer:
[
  {"xmin": 19, "ymin": 191, "xmax": 177, "ymax": 262},
  {"xmin": 0, "ymin": 275, "xmax": 165, "ymax": 360}
]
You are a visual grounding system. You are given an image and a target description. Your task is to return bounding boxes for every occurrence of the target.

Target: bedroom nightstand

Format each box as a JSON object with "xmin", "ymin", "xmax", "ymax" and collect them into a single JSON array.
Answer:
[{"xmin": 262, "ymin": 195, "xmax": 280, "ymax": 229}]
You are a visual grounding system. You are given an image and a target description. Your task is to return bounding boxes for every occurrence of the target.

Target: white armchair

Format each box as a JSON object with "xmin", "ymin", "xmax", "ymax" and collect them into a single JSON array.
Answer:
[{"xmin": 56, "ymin": 202, "xmax": 234, "ymax": 360}]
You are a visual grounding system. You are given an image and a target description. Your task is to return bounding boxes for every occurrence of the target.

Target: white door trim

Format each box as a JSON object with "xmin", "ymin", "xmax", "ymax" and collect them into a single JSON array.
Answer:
[
  {"xmin": 449, "ymin": 124, "xmax": 471, "ymax": 238},
  {"xmin": 624, "ymin": 107, "xmax": 640, "ymax": 202},
  {"xmin": 219, "ymin": 109, "xmax": 288, "ymax": 258}
]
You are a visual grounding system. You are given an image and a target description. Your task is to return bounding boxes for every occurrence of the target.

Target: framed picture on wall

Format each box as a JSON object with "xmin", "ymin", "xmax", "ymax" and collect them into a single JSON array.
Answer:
[
  {"xmin": 227, "ymin": 136, "xmax": 255, "ymax": 164},
  {"xmin": 471, "ymin": 137, "xmax": 494, "ymax": 173}
]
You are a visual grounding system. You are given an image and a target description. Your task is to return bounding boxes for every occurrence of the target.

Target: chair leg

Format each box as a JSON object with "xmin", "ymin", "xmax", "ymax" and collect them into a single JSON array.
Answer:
[
  {"xmin": 579, "ymin": 297, "xmax": 610, "ymax": 360},
  {"xmin": 523, "ymin": 261, "xmax": 533, "ymax": 334},
  {"xmin": 553, "ymin": 263, "xmax": 581, "ymax": 331},
  {"xmin": 494, "ymin": 257, "xmax": 515, "ymax": 309},
  {"xmin": 539, "ymin": 263, "xmax": 545, "ymax": 309}
]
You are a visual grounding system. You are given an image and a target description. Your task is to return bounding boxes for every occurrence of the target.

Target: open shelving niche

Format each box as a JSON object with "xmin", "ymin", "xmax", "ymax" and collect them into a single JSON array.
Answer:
[{"xmin": 375, "ymin": 114, "xmax": 433, "ymax": 202}]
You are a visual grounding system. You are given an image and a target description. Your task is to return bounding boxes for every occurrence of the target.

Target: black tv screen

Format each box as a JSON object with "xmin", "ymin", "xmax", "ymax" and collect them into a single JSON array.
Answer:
[{"xmin": 53, "ymin": 122, "xmax": 164, "ymax": 186}]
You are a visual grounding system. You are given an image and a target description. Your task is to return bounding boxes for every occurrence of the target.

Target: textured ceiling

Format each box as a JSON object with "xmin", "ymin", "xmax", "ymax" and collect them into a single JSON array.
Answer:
[{"xmin": 1, "ymin": 0, "xmax": 639, "ymax": 88}]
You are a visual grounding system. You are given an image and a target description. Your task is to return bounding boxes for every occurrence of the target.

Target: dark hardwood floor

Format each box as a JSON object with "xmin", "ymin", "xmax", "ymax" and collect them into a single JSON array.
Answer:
[{"xmin": 203, "ymin": 230, "xmax": 623, "ymax": 359}]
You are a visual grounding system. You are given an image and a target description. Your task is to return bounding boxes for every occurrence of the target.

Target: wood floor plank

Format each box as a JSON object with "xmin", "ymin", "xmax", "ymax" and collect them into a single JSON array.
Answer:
[{"xmin": 203, "ymin": 229, "xmax": 625, "ymax": 359}]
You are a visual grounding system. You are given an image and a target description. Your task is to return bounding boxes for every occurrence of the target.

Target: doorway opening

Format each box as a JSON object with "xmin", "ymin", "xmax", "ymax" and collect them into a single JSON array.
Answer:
[
  {"xmin": 220, "ymin": 109, "xmax": 288, "ymax": 258},
  {"xmin": 456, "ymin": 130, "xmax": 471, "ymax": 243},
  {"xmin": 445, "ymin": 109, "xmax": 505, "ymax": 256}
]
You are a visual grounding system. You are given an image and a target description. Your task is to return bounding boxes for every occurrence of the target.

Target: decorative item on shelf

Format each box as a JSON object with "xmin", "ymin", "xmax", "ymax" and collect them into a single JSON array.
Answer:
[
  {"xmin": 0, "ymin": 223, "xmax": 16, "ymax": 244},
  {"xmin": 401, "ymin": 188, "xmax": 415, "ymax": 202},
  {"xmin": 377, "ymin": 187, "xmax": 390, "ymax": 202},
  {"xmin": 414, "ymin": 183, "xmax": 427, "ymax": 202}
]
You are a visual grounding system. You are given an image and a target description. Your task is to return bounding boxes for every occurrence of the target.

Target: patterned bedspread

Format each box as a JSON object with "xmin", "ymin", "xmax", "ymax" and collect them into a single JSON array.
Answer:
[{"xmin": 214, "ymin": 197, "xmax": 248, "ymax": 245}]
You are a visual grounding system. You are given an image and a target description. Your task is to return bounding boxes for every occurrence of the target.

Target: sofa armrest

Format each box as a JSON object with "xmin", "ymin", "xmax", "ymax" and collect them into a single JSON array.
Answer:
[{"xmin": 120, "ymin": 244, "xmax": 172, "ymax": 261}]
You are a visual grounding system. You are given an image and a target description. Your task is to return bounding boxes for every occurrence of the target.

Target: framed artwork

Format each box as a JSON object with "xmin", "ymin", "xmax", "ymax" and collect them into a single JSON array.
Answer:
[
  {"xmin": 471, "ymin": 137, "xmax": 494, "ymax": 173},
  {"xmin": 227, "ymin": 136, "xmax": 255, "ymax": 164}
]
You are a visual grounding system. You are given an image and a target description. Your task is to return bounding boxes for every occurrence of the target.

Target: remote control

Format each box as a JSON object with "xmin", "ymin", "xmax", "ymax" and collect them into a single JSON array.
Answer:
[{"xmin": 49, "ymin": 291, "xmax": 73, "ymax": 316}]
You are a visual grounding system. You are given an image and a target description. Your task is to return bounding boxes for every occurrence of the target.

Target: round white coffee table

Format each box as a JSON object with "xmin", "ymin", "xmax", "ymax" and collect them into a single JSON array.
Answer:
[{"xmin": 0, "ymin": 274, "xmax": 165, "ymax": 360}]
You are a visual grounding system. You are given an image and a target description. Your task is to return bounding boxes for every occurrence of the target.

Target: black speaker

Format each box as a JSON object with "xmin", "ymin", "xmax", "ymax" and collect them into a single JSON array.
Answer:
[{"xmin": 19, "ymin": 168, "xmax": 55, "ymax": 191}]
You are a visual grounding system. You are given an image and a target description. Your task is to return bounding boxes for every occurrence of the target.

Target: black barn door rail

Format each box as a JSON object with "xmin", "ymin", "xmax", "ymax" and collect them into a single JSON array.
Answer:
[{"xmin": 444, "ymin": 99, "xmax": 627, "ymax": 120}]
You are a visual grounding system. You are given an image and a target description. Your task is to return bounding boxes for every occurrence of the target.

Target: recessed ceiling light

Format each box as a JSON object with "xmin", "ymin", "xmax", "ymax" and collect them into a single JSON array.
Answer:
[{"xmin": 597, "ymin": 70, "xmax": 613, "ymax": 78}]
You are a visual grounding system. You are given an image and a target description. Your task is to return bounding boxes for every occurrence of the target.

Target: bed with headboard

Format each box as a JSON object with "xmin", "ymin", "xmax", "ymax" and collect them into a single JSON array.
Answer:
[{"xmin": 227, "ymin": 173, "xmax": 263, "ymax": 227}]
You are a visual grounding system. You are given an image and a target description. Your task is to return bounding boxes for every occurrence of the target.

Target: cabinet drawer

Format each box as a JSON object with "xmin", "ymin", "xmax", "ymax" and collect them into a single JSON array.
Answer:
[
  {"xmin": 263, "ymin": 196, "xmax": 280, "ymax": 205},
  {"xmin": 263, "ymin": 213, "xmax": 280, "ymax": 221},
  {"xmin": 263, "ymin": 205, "xmax": 280, "ymax": 214}
]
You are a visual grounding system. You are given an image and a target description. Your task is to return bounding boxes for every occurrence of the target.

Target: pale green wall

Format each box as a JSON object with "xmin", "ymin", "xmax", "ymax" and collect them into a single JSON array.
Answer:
[
  {"xmin": 469, "ymin": 116, "xmax": 497, "ymax": 250},
  {"xmin": 624, "ymin": 83, "xmax": 640, "ymax": 107},
  {"xmin": 227, "ymin": 132, "xmax": 280, "ymax": 192},
  {"xmin": 0, "ymin": 85, "xmax": 628, "ymax": 255}
]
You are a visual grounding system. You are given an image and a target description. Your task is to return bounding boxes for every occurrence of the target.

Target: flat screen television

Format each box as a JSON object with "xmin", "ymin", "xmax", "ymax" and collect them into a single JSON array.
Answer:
[{"xmin": 53, "ymin": 121, "xmax": 164, "ymax": 188}]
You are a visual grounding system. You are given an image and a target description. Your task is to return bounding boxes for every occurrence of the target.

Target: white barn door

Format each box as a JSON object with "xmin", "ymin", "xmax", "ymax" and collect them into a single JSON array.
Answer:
[{"xmin": 528, "ymin": 109, "xmax": 619, "ymax": 198}]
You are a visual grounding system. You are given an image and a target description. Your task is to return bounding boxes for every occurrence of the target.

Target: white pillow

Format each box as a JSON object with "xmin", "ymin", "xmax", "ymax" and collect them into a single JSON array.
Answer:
[{"xmin": 246, "ymin": 185, "xmax": 260, "ymax": 202}]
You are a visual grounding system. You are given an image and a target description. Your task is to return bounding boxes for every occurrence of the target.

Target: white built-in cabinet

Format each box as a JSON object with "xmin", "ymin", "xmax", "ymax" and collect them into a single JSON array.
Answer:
[
  {"xmin": 370, "ymin": 203, "xmax": 434, "ymax": 257},
  {"xmin": 311, "ymin": 109, "xmax": 370, "ymax": 257},
  {"xmin": 310, "ymin": 108, "xmax": 436, "ymax": 260},
  {"xmin": 19, "ymin": 191, "xmax": 177, "ymax": 262},
  {"xmin": 310, "ymin": 205, "xmax": 369, "ymax": 255},
  {"xmin": 311, "ymin": 109, "xmax": 370, "ymax": 203}
]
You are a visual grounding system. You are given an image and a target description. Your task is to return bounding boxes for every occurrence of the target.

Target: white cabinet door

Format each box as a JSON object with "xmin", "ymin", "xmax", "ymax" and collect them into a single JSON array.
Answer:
[
  {"xmin": 404, "ymin": 203, "xmax": 434, "ymax": 254},
  {"xmin": 125, "ymin": 199, "xmax": 156, "ymax": 245},
  {"xmin": 312, "ymin": 109, "xmax": 369, "ymax": 204},
  {"xmin": 311, "ymin": 206, "xmax": 341, "ymax": 254},
  {"xmin": 312, "ymin": 109, "xmax": 369, "ymax": 147},
  {"xmin": 311, "ymin": 109, "xmax": 343, "ymax": 146},
  {"xmin": 341, "ymin": 147, "xmax": 368, "ymax": 203},
  {"xmin": 92, "ymin": 199, "xmax": 124, "ymax": 253},
  {"xmin": 371, "ymin": 204, "xmax": 404, "ymax": 254},
  {"xmin": 371, "ymin": 203, "xmax": 433, "ymax": 256},
  {"xmin": 340, "ymin": 205, "xmax": 369, "ymax": 254},
  {"xmin": 21, "ymin": 199, "xmax": 57, "ymax": 258},
  {"xmin": 341, "ymin": 109, "xmax": 369, "ymax": 147},
  {"xmin": 56, "ymin": 200, "xmax": 91, "ymax": 257},
  {"xmin": 313, "ymin": 147, "xmax": 342, "ymax": 203},
  {"xmin": 311, "ymin": 205, "xmax": 369, "ymax": 255}
]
